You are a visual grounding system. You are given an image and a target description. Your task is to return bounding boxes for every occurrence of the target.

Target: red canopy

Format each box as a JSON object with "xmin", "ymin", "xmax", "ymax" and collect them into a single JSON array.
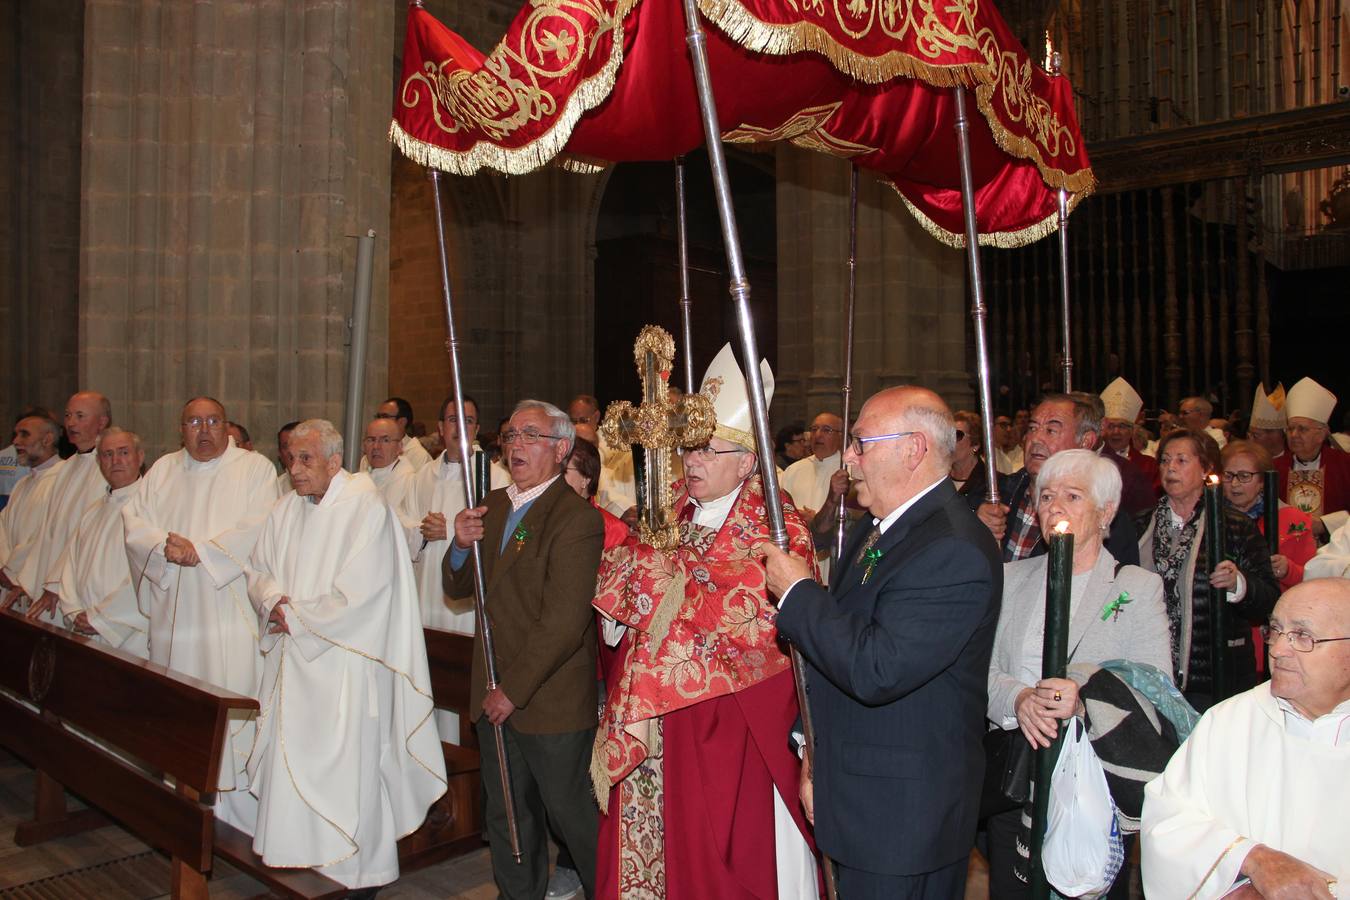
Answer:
[{"xmin": 391, "ymin": 0, "xmax": 1094, "ymax": 248}]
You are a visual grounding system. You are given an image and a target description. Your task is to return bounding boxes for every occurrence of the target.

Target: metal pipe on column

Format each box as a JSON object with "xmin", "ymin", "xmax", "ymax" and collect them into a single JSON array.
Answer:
[
  {"xmin": 835, "ymin": 166, "xmax": 859, "ymax": 563},
  {"xmin": 342, "ymin": 229, "xmax": 376, "ymax": 472},
  {"xmin": 951, "ymin": 86, "xmax": 1001, "ymax": 505},
  {"xmin": 428, "ymin": 169, "xmax": 524, "ymax": 864},
  {"xmin": 678, "ymin": 2, "xmax": 837, "ymax": 897}
]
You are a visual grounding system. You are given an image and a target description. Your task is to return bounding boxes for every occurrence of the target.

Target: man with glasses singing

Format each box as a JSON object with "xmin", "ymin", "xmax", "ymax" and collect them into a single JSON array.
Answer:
[
  {"xmin": 122, "ymin": 396, "xmax": 280, "ymax": 835},
  {"xmin": 763, "ymin": 385, "xmax": 1001, "ymax": 898},
  {"xmin": 446, "ymin": 399, "xmax": 603, "ymax": 900},
  {"xmin": 781, "ymin": 411, "xmax": 846, "ymax": 583},
  {"xmin": 591, "ymin": 344, "xmax": 819, "ymax": 899},
  {"xmin": 1142, "ymin": 577, "xmax": 1350, "ymax": 899}
]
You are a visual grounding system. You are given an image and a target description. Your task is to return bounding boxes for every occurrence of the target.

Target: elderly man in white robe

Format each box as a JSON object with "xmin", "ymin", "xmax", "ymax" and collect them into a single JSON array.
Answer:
[
  {"xmin": 16, "ymin": 392, "xmax": 114, "ymax": 623},
  {"xmin": 123, "ymin": 396, "xmax": 279, "ymax": 832},
  {"xmin": 359, "ymin": 397, "xmax": 432, "ymax": 474},
  {"xmin": 401, "ymin": 395, "xmax": 508, "ymax": 631},
  {"xmin": 362, "ymin": 417, "xmax": 416, "ymax": 512},
  {"xmin": 1141, "ymin": 577, "xmax": 1350, "ymax": 900},
  {"xmin": 246, "ymin": 419, "xmax": 446, "ymax": 893},
  {"xmin": 780, "ymin": 410, "xmax": 845, "ymax": 583},
  {"xmin": 40, "ymin": 427, "xmax": 149, "ymax": 656},
  {"xmin": 0, "ymin": 414, "xmax": 65, "ymax": 607}
]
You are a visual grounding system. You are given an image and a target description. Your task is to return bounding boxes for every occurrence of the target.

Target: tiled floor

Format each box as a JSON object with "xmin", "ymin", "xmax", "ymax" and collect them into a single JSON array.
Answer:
[{"xmin": 1, "ymin": 747, "xmax": 995, "ymax": 898}]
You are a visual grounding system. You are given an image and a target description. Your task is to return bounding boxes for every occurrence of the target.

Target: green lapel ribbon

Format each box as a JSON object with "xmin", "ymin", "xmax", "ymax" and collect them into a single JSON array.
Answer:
[
  {"xmin": 1100, "ymin": 591, "xmax": 1132, "ymax": 622},
  {"xmin": 861, "ymin": 547, "xmax": 884, "ymax": 584},
  {"xmin": 512, "ymin": 523, "xmax": 529, "ymax": 550},
  {"xmin": 1287, "ymin": 522, "xmax": 1308, "ymax": 534}
]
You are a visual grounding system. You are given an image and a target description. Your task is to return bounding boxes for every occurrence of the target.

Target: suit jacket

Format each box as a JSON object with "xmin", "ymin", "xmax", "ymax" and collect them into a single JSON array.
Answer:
[
  {"xmin": 776, "ymin": 479, "xmax": 1002, "ymax": 877},
  {"xmin": 445, "ymin": 477, "xmax": 604, "ymax": 734},
  {"xmin": 987, "ymin": 549, "xmax": 1172, "ymax": 727}
]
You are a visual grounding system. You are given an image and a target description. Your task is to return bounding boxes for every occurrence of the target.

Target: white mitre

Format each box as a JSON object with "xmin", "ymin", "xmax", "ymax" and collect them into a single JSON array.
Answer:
[
  {"xmin": 1250, "ymin": 382, "xmax": 1286, "ymax": 430},
  {"xmin": 700, "ymin": 343, "xmax": 774, "ymax": 453},
  {"xmin": 1286, "ymin": 377, "xmax": 1337, "ymax": 425},
  {"xmin": 1100, "ymin": 377, "xmax": 1142, "ymax": 422}
]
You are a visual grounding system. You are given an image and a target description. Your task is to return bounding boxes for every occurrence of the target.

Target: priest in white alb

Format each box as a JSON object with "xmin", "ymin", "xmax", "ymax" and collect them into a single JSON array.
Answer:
[
  {"xmin": 358, "ymin": 397, "xmax": 432, "ymax": 473},
  {"xmin": 779, "ymin": 410, "xmax": 844, "ymax": 583},
  {"xmin": 362, "ymin": 417, "xmax": 416, "ymax": 512},
  {"xmin": 18, "ymin": 392, "xmax": 114, "ymax": 623},
  {"xmin": 0, "ymin": 414, "xmax": 65, "ymax": 608},
  {"xmin": 246, "ymin": 419, "xmax": 446, "ymax": 892},
  {"xmin": 42, "ymin": 427, "xmax": 150, "ymax": 656},
  {"xmin": 122, "ymin": 396, "xmax": 280, "ymax": 832},
  {"xmin": 401, "ymin": 395, "xmax": 508, "ymax": 632},
  {"xmin": 1141, "ymin": 578, "xmax": 1350, "ymax": 900}
]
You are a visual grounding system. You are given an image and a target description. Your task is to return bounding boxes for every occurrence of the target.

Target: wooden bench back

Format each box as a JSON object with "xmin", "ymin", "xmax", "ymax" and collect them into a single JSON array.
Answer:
[{"xmin": 0, "ymin": 610, "xmax": 258, "ymax": 792}]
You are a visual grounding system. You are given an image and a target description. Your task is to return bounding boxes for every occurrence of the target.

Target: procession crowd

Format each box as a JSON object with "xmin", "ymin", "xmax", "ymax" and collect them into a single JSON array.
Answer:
[{"xmin": 0, "ymin": 357, "xmax": 1347, "ymax": 900}]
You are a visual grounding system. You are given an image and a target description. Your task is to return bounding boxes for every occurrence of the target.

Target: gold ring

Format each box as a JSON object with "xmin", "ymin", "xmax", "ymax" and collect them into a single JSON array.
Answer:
[{"xmin": 1053, "ymin": 691, "xmax": 1062, "ymax": 702}]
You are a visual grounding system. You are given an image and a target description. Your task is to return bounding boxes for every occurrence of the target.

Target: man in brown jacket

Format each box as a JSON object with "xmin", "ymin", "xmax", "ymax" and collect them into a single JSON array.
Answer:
[{"xmin": 447, "ymin": 399, "xmax": 604, "ymax": 899}]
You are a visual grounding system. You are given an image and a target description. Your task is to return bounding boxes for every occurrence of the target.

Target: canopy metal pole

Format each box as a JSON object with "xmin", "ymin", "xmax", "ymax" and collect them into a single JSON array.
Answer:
[
  {"xmin": 428, "ymin": 169, "xmax": 523, "ymax": 864},
  {"xmin": 834, "ymin": 166, "xmax": 859, "ymax": 562},
  {"xmin": 952, "ymin": 86, "xmax": 1001, "ymax": 506},
  {"xmin": 676, "ymin": 158, "xmax": 696, "ymax": 394},
  {"xmin": 341, "ymin": 229, "xmax": 376, "ymax": 472},
  {"xmin": 679, "ymin": 4, "xmax": 837, "ymax": 898},
  {"xmin": 1057, "ymin": 188, "xmax": 1074, "ymax": 392}
]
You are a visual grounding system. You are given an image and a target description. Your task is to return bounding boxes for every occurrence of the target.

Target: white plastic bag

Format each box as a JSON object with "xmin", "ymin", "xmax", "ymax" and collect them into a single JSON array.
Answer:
[{"xmin": 1041, "ymin": 718, "xmax": 1126, "ymax": 898}]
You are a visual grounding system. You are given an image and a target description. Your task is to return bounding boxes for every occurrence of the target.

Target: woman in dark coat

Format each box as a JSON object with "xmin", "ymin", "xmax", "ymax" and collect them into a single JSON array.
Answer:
[{"xmin": 1136, "ymin": 429, "xmax": 1279, "ymax": 711}]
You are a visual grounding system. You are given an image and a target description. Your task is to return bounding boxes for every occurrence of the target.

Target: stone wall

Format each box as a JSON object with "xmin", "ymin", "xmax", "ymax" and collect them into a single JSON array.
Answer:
[
  {"xmin": 0, "ymin": 1, "xmax": 84, "ymax": 431},
  {"xmin": 80, "ymin": 0, "xmax": 394, "ymax": 462}
]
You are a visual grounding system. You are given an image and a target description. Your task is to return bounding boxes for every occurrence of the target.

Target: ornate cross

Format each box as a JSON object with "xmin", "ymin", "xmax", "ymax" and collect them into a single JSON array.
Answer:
[{"xmin": 600, "ymin": 326, "xmax": 714, "ymax": 551}]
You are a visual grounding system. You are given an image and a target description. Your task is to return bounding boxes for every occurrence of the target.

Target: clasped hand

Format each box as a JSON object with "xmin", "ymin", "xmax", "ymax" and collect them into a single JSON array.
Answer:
[
  {"xmin": 1014, "ymin": 677, "xmax": 1081, "ymax": 749},
  {"xmin": 267, "ymin": 597, "xmax": 291, "ymax": 635},
  {"xmin": 165, "ymin": 533, "xmax": 200, "ymax": 567},
  {"xmin": 452, "ymin": 505, "xmax": 488, "ymax": 549}
]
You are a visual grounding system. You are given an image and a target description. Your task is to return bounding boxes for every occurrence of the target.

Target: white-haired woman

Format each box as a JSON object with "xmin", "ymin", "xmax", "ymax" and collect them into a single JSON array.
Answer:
[{"xmin": 984, "ymin": 449, "xmax": 1172, "ymax": 899}]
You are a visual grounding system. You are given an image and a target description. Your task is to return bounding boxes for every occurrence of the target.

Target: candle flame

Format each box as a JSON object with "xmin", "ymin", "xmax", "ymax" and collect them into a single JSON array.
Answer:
[
  {"xmin": 1208, "ymin": 474, "xmax": 1221, "ymax": 486},
  {"xmin": 1054, "ymin": 520, "xmax": 1071, "ymax": 535}
]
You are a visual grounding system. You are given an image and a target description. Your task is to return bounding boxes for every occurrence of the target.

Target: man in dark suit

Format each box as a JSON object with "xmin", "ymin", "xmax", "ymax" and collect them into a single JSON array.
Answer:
[
  {"xmin": 764, "ymin": 386, "xmax": 1002, "ymax": 899},
  {"xmin": 447, "ymin": 399, "xmax": 604, "ymax": 900}
]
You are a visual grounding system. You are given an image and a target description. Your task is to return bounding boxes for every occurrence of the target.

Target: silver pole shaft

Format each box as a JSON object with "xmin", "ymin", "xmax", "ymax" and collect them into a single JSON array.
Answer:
[
  {"xmin": 428, "ymin": 169, "xmax": 524, "ymax": 864},
  {"xmin": 342, "ymin": 230, "xmax": 376, "ymax": 472},
  {"xmin": 834, "ymin": 167, "xmax": 859, "ymax": 562},
  {"xmin": 1058, "ymin": 189, "xmax": 1073, "ymax": 392},
  {"xmin": 951, "ymin": 87, "xmax": 1001, "ymax": 506},
  {"xmin": 679, "ymin": 5, "xmax": 838, "ymax": 898},
  {"xmin": 676, "ymin": 159, "xmax": 696, "ymax": 394}
]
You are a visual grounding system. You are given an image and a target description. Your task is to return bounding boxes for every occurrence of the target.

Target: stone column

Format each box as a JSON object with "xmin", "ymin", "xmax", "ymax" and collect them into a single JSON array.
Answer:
[
  {"xmin": 81, "ymin": 0, "xmax": 393, "ymax": 462},
  {"xmin": 774, "ymin": 146, "xmax": 973, "ymax": 427}
]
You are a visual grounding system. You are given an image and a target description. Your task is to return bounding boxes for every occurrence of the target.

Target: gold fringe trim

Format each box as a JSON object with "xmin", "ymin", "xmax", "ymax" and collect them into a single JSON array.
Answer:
[
  {"xmin": 696, "ymin": 0, "xmax": 1097, "ymax": 196},
  {"xmin": 697, "ymin": 0, "xmax": 988, "ymax": 88},
  {"xmin": 589, "ymin": 728, "xmax": 612, "ymax": 808},
  {"xmin": 973, "ymin": 83, "xmax": 1098, "ymax": 197},
  {"xmin": 388, "ymin": 0, "xmax": 636, "ymax": 176},
  {"xmin": 892, "ymin": 185, "xmax": 1065, "ymax": 249}
]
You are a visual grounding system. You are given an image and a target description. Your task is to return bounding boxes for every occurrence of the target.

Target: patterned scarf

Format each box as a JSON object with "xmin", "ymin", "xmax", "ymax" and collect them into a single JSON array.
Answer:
[
  {"xmin": 1004, "ymin": 472, "xmax": 1042, "ymax": 562},
  {"xmin": 1150, "ymin": 495, "xmax": 1201, "ymax": 675}
]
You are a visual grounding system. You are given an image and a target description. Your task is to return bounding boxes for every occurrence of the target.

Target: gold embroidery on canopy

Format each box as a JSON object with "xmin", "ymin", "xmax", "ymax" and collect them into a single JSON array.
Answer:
[{"xmin": 722, "ymin": 103, "xmax": 878, "ymax": 159}]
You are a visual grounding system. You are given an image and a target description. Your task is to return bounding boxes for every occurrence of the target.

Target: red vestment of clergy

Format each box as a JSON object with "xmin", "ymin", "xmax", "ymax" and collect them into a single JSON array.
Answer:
[
  {"xmin": 1275, "ymin": 443, "xmax": 1350, "ymax": 521},
  {"xmin": 591, "ymin": 475, "xmax": 818, "ymax": 899}
]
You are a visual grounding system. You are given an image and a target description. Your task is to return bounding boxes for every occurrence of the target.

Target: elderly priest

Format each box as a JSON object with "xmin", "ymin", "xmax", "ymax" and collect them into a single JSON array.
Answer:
[
  {"xmin": 245, "ymin": 419, "xmax": 446, "ymax": 892},
  {"xmin": 123, "ymin": 396, "xmax": 280, "ymax": 832},
  {"xmin": 1141, "ymin": 577, "xmax": 1350, "ymax": 899}
]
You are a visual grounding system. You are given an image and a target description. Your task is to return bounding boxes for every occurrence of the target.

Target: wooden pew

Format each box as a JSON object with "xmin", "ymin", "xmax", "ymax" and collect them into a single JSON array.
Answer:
[
  {"xmin": 0, "ymin": 609, "xmax": 345, "ymax": 899},
  {"xmin": 397, "ymin": 625, "xmax": 485, "ymax": 869}
]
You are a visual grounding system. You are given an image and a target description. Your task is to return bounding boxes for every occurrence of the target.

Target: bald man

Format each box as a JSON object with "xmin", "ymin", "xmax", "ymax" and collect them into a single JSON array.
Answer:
[
  {"xmin": 123, "ymin": 396, "xmax": 279, "ymax": 835},
  {"xmin": 764, "ymin": 386, "xmax": 1001, "ymax": 899},
  {"xmin": 1142, "ymin": 578, "xmax": 1350, "ymax": 898},
  {"xmin": 15, "ymin": 392, "xmax": 114, "ymax": 621}
]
